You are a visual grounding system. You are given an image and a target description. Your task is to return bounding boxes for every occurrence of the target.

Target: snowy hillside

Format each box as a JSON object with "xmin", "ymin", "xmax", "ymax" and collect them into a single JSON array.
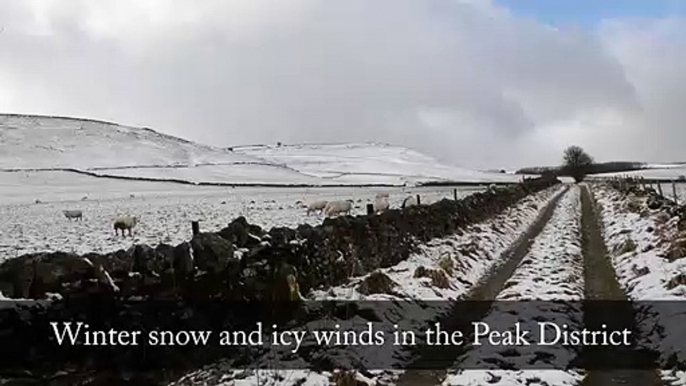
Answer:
[
  {"xmin": 0, "ymin": 114, "xmax": 522, "ymax": 186},
  {"xmin": 233, "ymin": 142, "xmax": 523, "ymax": 184},
  {"xmin": 0, "ymin": 114, "xmax": 259, "ymax": 169}
]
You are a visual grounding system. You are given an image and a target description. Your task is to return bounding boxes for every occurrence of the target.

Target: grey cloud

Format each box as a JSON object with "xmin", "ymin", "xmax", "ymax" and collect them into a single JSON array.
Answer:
[{"xmin": 0, "ymin": 0, "xmax": 681, "ymax": 170}]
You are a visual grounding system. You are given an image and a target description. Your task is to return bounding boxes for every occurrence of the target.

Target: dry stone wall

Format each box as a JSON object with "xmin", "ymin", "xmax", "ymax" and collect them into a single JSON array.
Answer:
[{"xmin": 0, "ymin": 176, "xmax": 560, "ymax": 302}]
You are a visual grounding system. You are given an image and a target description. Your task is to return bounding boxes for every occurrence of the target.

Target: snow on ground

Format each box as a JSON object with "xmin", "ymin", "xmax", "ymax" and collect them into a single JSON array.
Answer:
[
  {"xmin": 593, "ymin": 185, "xmax": 685, "ymax": 300},
  {"xmin": 593, "ymin": 184, "xmax": 686, "ymax": 383},
  {"xmin": 593, "ymin": 167, "xmax": 686, "ymax": 181},
  {"xmin": 1, "ymin": 114, "xmax": 527, "ymax": 186},
  {"xmin": 669, "ymin": 182, "xmax": 686, "ymax": 204},
  {"xmin": 644, "ymin": 163, "xmax": 686, "ymax": 170},
  {"xmin": 0, "ymin": 114, "xmax": 259, "ymax": 170},
  {"xmin": 641, "ymin": 182, "xmax": 686, "ymax": 204},
  {"xmin": 443, "ymin": 186, "xmax": 583, "ymax": 386},
  {"xmin": 170, "ymin": 185, "xmax": 568, "ymax": 386},
  {"xmin": 85, "ymin": 164, "xmax": 325, "ymax": 185},
  {"xmin": 233, "ymin": 142, "xmax": 529, "ymax": 185},
  {"xmin": 310, "ymin": 185, "xmax": 566, "ymax": 302},
  {"xmin": 0, "ymin": 170, "xmax": 487, "ymax": 259},
  {"xmin": 172, "ymin": 369, "xmax": 331, "ymax": 386}
]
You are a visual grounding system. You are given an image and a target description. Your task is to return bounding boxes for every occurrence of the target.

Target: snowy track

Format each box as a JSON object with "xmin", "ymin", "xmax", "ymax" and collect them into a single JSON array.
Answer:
[
  {"xmin": 443, "ymin": 186, "xmax": 584, "ymax": 386},
  {"xmin": 170, "ymin": 186, "xmax": 568, "ymax": 386},
  {"xmin": 311, "ymin": 186, "xmax": 567, "ymax": 302}
]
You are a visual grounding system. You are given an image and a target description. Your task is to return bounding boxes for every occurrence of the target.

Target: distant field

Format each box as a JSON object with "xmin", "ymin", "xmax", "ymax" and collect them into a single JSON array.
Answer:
[
  {"xmin": 593, "ymin": 166, "xmax": 686, "ymax": 180},
  {"xmin": 0, "ymin": 114, "xmax": 527, "ymax": 186},
  {"xmin": 0, "ymin": 170, "xmax": 487, "ymax": 258},
  {"xmin": 589, "ymin": 166, "xmax": 686, "ymax": 203}
]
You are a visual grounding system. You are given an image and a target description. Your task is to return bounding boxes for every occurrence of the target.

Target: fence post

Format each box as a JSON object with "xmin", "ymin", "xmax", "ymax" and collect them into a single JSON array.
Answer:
[
  {"xmin": 672, "ymin": 181, "xmax": 679, "ymax": 204},
  {"xmin": 453, "ymin": 189, "xmax": 457, "ymax": 201},
  {"xmin": 192, "ymin": 221, "xmax": 200, "ymax": 236},
  {"xmin": 366, "ymin": 203, "xmax": 375, "ymax": 215},
  {"xmin": 416, "ymin": 194, "xmax": 421, "ymax": 205},
  {"xmin": 658, "ymin": 183, "xmax": 664, "ymax": 197}
]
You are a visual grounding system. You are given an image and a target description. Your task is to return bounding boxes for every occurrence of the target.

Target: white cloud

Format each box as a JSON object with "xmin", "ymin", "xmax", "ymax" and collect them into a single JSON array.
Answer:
[{"xmin": 0, "ymin": 0, "xmax": 683, "ymax": 169}]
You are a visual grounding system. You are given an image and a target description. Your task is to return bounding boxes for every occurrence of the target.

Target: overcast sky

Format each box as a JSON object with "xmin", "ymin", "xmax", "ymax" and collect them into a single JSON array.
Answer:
[{"xmin": 0, "ymin": 0, "xmax": 684, "ymax": 170}]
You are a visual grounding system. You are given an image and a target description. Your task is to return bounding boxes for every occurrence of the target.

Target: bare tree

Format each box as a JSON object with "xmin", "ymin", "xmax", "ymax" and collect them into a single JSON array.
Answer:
[{"xmin": 562, "ymin": 145, "xmax": 594, "ymax": 183}]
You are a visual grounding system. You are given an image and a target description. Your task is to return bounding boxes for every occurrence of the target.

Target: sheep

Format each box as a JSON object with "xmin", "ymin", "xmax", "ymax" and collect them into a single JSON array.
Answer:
[
  {"xmin": 306, "ymin": 200, "xmax": 329, "ymax": 215},
  {"xmin": 401, "ymin": 195, "xmax": 418, "ymax": 209},
  {"xmin": 323, "ymin": 200, "xmax": 353, "ymax": 217},
  {"xmin": 114, "ymin": 215, "xmax": 138, "ymax": 236},
  {"xmin": 373, "ymin": 194, "xmax": 390, "ymax": 214},
  {"xmin": 63, "ymin": 209, "xmax": 83, "ymax": 221}
]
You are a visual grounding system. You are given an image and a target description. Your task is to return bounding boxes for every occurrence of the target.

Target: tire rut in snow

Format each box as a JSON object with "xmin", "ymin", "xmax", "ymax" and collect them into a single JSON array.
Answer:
[
  {"xmin": 579, "ymin": 184, "xmax": 662, "ymax": 386},
  {"xmin": 394, "ymin": 186, "xmax": 571, "ymax": 386}
]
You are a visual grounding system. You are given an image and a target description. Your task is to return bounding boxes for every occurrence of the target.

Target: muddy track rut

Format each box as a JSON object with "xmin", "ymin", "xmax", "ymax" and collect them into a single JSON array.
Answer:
[
  {"xmin": 579, "ymin": 184, "xmax": 662, "ymax": 386},
  {"xmin": 394, "ymin": 186, "xmax": 571, "ymax": 386}
]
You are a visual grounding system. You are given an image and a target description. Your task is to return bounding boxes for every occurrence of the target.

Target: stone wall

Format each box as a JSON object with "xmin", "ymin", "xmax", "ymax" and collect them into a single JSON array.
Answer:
[
  {"xmin": 0, "ymin": 175, "xmax": 560, "ymax": 302},
  {"xmin": 0, "ymin": 175, "xmax": 560, "ymax": 384}
]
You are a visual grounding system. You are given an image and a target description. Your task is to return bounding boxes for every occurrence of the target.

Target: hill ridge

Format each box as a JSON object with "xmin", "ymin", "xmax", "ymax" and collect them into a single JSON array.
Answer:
[{"xmin": 0, "ymin": 113, "xmax": 524, "ymax": 185}]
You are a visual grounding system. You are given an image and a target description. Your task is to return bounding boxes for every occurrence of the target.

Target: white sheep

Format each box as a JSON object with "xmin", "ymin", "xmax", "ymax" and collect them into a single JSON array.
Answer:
[
  {"xmin": 306, "ymin": 200, "xmax": 329, "ymax": 215},
  {"xmin": 114, "ymin": 215, "xmax": 138, "ymax": 236},
  {"xmin": 323, "ymin": 200, "xmax": 353, "ymax": 217},
  {"xmin": 63, "ymin": 209, "xmax": 83, "ymax": 221},
  {"xmin": 373, "ymin": 194, "xmax": 390, "ymax": 213},
  {"xmin": 401, "ymin": 195, "xmax": 418, "ymax": 209}
]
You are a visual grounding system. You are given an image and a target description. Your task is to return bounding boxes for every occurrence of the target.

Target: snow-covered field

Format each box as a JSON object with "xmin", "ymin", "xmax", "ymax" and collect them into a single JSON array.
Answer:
[
  {"xmin": 171, "ymin": 185, "xmax": 568, "ymax": 386},
  {"xmin": 234, "ymin": 142, "xmax": 526, "ymax": 185},
  {"xmin": 444, "ymin": 186, "xmax": 583, "ymax": 386},
  {"xmin": 593, "ymin": 166, "xmax": 686, "ymax": 181},
  {"xmin": 0, "ymin": 114, "xmax": 527, "ymax": 186},
  {"xmin": 640, "ymin": 182, "xmax": 686, "ymax": 204},
  {"xmin": 0, "ymin": 114, "xmax": 258, "ymax": 170},
  {"xmin": 0, "ymin": 170, "xmax": 488, "ymax": 259},
  {"xmin": 84, "ymin": 164, "xmax": 325, "ymax": 185},
  {"xmin": 667, "ymin": 182, "xmax": 686, "ymax": 203},
  {"xmin": 631, "ymin": 181, "xmax": 686, "ymax": 204},
  {"xmin": 593, "ymin": 184, "xmax": 686, "ymax": 384}
]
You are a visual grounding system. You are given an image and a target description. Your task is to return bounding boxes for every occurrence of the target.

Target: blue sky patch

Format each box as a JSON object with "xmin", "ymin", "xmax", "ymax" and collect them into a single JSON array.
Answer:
[{"xmin": 494, "ymin": 0, "xmax": 685, "ymax": 25}]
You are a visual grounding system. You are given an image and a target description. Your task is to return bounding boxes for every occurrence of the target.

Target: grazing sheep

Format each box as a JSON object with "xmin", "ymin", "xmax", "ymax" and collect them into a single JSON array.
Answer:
[
  {"xmin": 114, "ymin": 215, "xmax": 138, "ymax": 236},
  {"xmin": 373, "ymin": 194, "xmax": 390, "ymax": 214},
  {"xmin": 129, "ymin": 193, "xmax": 135, "ymax": 198},
  {"xmin": 34, "ymin": 199, "xmax": 42, "ymax": 204},
  {"xmin": 323, "ymin": 200, "xmax": 353, "ymax": 217},
  {"xmin": 401, "ymin": 195, "xmax": 418, "ymax": 209},
  {"xmin": 306, "ymin": 200, "xmax": 328, "ymax": 215},
  {"xmin": 63, "ymin": 209, "xmax": 83, "ymax": 221},
  {"xmin": 81, "ymin": 195, "xmax": 88, "ymax": 201}
]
